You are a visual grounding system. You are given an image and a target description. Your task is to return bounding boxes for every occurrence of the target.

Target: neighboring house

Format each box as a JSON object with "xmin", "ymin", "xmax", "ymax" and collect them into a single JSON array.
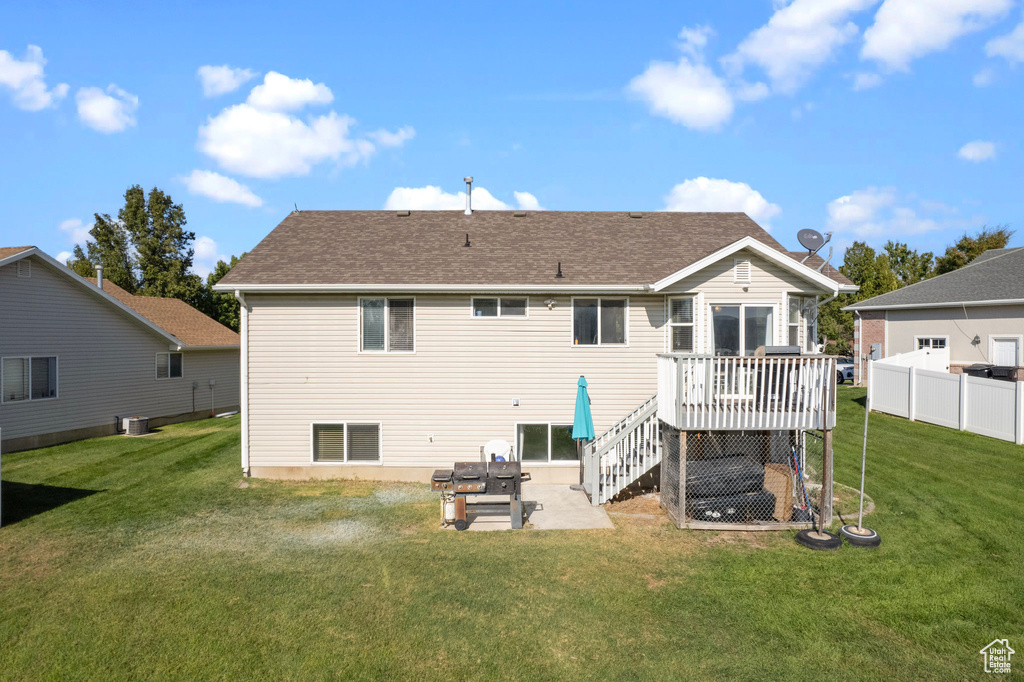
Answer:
[
  {"xmin": 0, "ymin": 247, "xmax": 240, "ymax": 452},
  {"xmin": 846, "ymin": 247, "xmax": 1024, "ymax": 385},
  {"xmin": 215, "ymin": 208, "xmax": 855, "ymax": 487}
]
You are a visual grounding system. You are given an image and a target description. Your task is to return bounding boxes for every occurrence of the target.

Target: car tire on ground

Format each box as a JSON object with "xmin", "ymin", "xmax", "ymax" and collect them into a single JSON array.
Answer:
[
  {"xmin": 840, "ymin": 524, "xmax": 881, "ymax": 547},
  {"xmin": 795, "ymin": 529, "xmax": 842, "ymax": 550},
  {"xmin": 836, "ymin": 370, "xmax": 846, "ymax": 385}
]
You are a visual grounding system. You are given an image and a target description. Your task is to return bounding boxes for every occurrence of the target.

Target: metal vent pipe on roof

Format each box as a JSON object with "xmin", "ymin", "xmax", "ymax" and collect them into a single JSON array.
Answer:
[
  {"xmin": 464, "ymin": 176, "xmax": 473, "ymax": 215},
  {"xmin": 96, "ymin": 264, "xmax": 104, "ymax": 290}
]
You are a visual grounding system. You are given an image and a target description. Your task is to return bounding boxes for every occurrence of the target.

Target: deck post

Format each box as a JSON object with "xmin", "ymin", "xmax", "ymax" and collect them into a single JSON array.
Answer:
[
  {"xmin": 587, "ymin": 443, "xmax": 601, "ymax": 506},
  {"xmin": 821, "ymin": 428, "xmax": 834, "ymax": 527}
]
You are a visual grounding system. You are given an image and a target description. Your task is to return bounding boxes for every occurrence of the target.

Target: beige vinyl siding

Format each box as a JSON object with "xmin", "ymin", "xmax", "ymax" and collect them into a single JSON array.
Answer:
[
  {"xmin": 661, "ymin": 248, "xmax": 824, "ymax": 352},
  {"xmin": 884, "ymin": 304, "xmax": 1024, "ymax": 365},
  {"xmin": 247, "ymin": 294, "xmax": 666, "ymax": 468},
  {"xmin": 0, "ymin": 255, "xmax": 239, "ymax": 443}
]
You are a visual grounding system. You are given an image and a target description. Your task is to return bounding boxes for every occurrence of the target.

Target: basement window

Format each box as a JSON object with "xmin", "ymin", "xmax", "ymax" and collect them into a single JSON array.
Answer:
[
  {"xmin": 156, "ymin": 352, "xmax": 183, "ymax": 380},
  {"xmin": 361, "ymin": 298, "xmax": 415, "ymax": 352},
  {"xmin": 516, "ymin": 423, "xmax": 577, "ymax": 462},
  {"xmin": 312, "ymin": 422, "xmax": 382, "ymax": 463},
  {"xmin": 2, "ymin": 356, "xmax": 58, "ymax": 403}
]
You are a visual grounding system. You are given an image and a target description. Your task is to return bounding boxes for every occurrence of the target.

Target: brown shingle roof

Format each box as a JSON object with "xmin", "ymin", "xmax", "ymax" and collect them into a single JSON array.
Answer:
[
  {"xmin": 0, "ymin": 246, "xmax": 34, "ymax": 260},
  {"xmin": 219, "ymin": 211, "xmax": 850, "ymax": 288},
  {"xmin": 86, "ymin": 278, "xmax": 239, "ymax": 348}
]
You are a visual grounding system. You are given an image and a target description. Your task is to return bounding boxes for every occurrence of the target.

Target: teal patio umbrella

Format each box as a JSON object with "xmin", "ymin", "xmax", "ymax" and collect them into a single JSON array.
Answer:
[{"xmin": 572, "ymin": 376, "xmax": 595, "ymax": 442}]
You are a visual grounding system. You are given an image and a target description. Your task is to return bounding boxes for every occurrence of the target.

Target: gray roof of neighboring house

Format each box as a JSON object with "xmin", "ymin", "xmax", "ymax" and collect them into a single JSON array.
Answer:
[
  {"xmin": 846, "ymin": 248, "xmax": 1024, "ymax": 310},
  {"xmin": 217, "ymin": 210, "xmax": 855, "ymax": 288}
]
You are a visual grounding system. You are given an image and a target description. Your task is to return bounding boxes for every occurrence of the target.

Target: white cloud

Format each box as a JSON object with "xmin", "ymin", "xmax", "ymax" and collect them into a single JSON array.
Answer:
[
  {"xmin": 192, "ymin": 235, "xmax": 230, "ymax": 278},
  {"xmin": 862, "ymin": 0, "xmax": 1012, "ymax": 71},
  {"xmin": 958, "ymin": 139, "xmax": 996, "ymax": 161},
  {"xmin": 628, "ymin": 25, "xmax": 734, "ymax": 131},
  {"xmin": 59, "ymin": 217, "xmax": 91, "ymax": 246},
  {"xmin": 0, "ymin": 44, "xmax": 68, "ymax": 111},
  {"xmin": 366, "ymin": 126, "xmax": 416, "ymax": 148},
  {"xmin": 513, "ymin": 191, "xmax": 544, "ymax": 211},
  {"xmin": 986, "ymin": 15, "xmax": 1024, "ymax": 63},
  {"xmin": 733, "ymin": 80, "xmax": 771, "ymax": 101},
  {"xmin": 75, "ymin": 84, "xmax": 138, "ymax": 133},
  {"xmin": 827, "ymin": 186, "xmax": 942, "ymax": 238},
  {"xmin": 852, "ymin": 72, "xmax": 884, "ymax": 90},
  {"xmin": 197, "ymin": 65, "xmax": 256, "ymax": 97},
  {"xmin": 198, "ymin": 71, "xmax": 412, "ymax": 179},
  {"xmin": 246, "ymin": 71, "xmax": 333, "ymax": 111},
  {"xmin": 973, "ymin": 67, "xmax": 996, "ymax": 86},
  {"xmin": 383, "ymin": 185, "xmax": 543, "ymax": 211},
  {"xmin": 56, "ymin": 251, "xmax": 73, "ymax": 263},
  {"xmin": 194, "ymin": 235, "xmax": 219, "ymax": 260},
  {"xmin": 182, "ymin": 169, "xmax": 264, "ymax": 207},
  {"xmin": 723, "ymin": 0, "xmax": 877, "ymax": 93},
  {"xmin": 663, "ymin": 177, "xmax": 782, "ymax": 229}
]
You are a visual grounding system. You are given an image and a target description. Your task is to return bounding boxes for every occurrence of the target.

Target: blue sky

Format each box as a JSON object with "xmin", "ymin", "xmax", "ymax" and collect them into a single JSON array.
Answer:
[{"xmin": 1, "ymin": 0, "xmax": 1022, "ymax": 276}]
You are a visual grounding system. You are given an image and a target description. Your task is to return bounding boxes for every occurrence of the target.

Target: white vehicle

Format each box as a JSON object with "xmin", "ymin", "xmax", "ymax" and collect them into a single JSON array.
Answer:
[{"xmin": 836, "ymin": 357, "xmax": 854, "ymax": 384}]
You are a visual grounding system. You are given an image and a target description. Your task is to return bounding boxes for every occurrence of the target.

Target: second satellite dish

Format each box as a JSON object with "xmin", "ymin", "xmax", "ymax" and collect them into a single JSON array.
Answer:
[{"xmin": 797, "ymin": 229, "xmax": 825, "ymax": 253}]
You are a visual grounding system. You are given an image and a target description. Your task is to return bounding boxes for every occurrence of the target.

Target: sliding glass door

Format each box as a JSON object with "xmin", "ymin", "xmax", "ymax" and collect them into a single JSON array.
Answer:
[{"xmin": 710, "ymin": 304, "xmax": 774, "ymax": 356}]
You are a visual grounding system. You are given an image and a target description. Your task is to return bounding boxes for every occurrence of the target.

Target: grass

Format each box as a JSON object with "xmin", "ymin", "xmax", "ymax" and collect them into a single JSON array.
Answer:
[{"xmin": 1, "ymin": 389, "xmax": 1022, "ymax": 680}]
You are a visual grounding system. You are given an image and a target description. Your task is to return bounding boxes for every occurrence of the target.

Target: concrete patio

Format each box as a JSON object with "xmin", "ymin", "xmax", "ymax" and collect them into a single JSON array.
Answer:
[{"xmin": 452, "ymin": 484, "xmax": 615, "ymax": 531}]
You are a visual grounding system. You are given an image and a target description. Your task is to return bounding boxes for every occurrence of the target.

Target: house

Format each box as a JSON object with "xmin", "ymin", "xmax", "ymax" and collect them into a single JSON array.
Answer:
[
  {"xmin": 0, "ymin": 246, "xmax": 240, "ymax": 453},
  {"xmin": 846, "ymin": 247, "xmax": 1024, "ymax": 385},
  {"xmin": 215, "ymin": 206, "xmax": 855, "ymax": 527}
]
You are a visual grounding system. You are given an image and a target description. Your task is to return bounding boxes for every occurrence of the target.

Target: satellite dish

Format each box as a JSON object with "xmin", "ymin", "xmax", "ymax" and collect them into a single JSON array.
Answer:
[{"xmin": 797, "ymin": 229, "xmax": 825, "ymax": 253}]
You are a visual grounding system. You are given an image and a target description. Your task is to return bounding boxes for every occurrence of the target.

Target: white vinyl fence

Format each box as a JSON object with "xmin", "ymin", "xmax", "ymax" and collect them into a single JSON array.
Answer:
[{"xmin": 869, "ymin": 361, "xmax": 1024, "ymax": 444}]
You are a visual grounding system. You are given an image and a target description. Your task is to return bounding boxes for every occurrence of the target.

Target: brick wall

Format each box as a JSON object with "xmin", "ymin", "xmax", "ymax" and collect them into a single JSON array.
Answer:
[{"xmin": 853, "ymin": 311, "xmax": 886, "ymax": 385}]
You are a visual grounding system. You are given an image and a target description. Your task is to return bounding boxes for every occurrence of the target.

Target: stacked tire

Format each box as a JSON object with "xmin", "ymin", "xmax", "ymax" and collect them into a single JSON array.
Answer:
[{"xmin": 685, "ymin": 455, "xmax": 776, "ymax": 523}]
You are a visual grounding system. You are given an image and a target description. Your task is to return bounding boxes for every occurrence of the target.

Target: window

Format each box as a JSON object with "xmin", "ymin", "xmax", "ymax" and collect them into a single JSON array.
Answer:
[
  {"xmin": 710, "ymin": 304, "xmax": 774, "ymax": 356},
  {"xmin": 788, "ymin": 296, "xmax": 815, "ymax": 350},
  {"xmin": 472, "ymin": 297, "xmax": 528, "ymax": 317},
  {"xmin": 516, "ymin": 423, "xmax": 577, "ymax": 462},
  {"xmin": 669, "ymin": 297, "xmax": 695, "ymax": 352},
  {"xmin": 361, "ymin": 298, "xmax": 415, "ymax": 352},
  {"xmin": 156, "ymin": 352, "xmax": 183, "ymax": 379},
  {"xmin": 733, "ymin": 258, "xmax": 751, "ymax": 283},
  {"xmin": 573, "ymin": 298, "xmax": 627, "ymax": 345},
  {"xmin": 2, "ymin": 356, "xmax": 57, "ymax": 403},
  {"xmin": 312, "ymin": 422, "xmax": 381, "ymax": 463},
  {"xmin": 917, "ymin": 337, "xmax": 947, "ymax": 350}
]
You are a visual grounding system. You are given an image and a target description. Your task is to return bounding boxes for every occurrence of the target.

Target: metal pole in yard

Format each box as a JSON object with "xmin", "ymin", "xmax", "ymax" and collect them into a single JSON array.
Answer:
[{"xmin": 858, "ymin": 383, "xmax": 870, "ymax": 529}]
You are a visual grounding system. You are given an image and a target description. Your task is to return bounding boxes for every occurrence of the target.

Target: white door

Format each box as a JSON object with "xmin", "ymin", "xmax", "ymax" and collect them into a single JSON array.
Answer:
[{"xmin": 992, "ymin": 338, "xmax": 1019, "ymax": 366}]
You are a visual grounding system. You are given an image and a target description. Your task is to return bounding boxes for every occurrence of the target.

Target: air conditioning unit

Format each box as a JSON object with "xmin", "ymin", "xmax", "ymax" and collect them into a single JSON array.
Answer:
[{"xmin": 125, "ymin": 416, "xmax": 149, "ymax": 436}]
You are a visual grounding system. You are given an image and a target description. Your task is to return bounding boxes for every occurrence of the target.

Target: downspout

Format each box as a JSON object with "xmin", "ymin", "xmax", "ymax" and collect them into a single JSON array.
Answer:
[{"xmin": 235, "ymin": 290, "xmax": 250, "ymax": 476}]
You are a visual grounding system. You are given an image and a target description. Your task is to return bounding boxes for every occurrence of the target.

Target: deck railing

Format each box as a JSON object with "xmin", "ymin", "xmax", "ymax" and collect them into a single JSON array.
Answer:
[
  {"xmin": 657, "ymin": 354, "xmax": 837, "ymax": 431},
  {"xmin": 582, "ymin": 394, "xmax": 660, "ymax": 505}
]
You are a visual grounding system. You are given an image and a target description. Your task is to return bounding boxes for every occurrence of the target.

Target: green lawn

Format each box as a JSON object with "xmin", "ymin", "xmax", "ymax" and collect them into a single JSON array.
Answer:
[{"xmin": 1, "ymin": 389, "xmax": 1021, "ymax": 680}]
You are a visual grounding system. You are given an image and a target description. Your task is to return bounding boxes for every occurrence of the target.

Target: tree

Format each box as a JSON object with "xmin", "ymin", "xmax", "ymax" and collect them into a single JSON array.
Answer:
[
  {"xmin": 127, "ymin": 186, "xmax": 199, "ymax": 301},
  {"xmin": 815, "ymin": 242, "xmax": 900, "ymax": 355},
  {"xmin": 884, "ymin": 241, "xmax": 933, "ymax": 286},
  {"xmin": 206, "ymin": 254, "xmax": 246, "ymax": 332},
  {"xmin": 66, "ymin": 208, "xmax": 136, "ymax": 291},
  {"xmin": 933, "ymin": 226, "xmax": 1013, "ymax": 275}
]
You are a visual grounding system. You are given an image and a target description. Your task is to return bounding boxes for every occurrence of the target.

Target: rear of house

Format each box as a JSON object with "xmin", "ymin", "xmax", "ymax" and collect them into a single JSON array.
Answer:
[
  {"xmin": 217, "ymin": 210, "xmax": 855, "ymax": 493},
  {"xmin": 0, "ymin": 247, "xmax": 240, "ymax": 452}
]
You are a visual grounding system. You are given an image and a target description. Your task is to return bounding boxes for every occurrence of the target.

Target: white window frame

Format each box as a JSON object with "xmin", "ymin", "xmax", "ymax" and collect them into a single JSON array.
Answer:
[
  {"xmin": 513, "ymin": 422, "xmax": 578, "ymax": 464},
  {"xmin": 989, "ymin": 335, "xmax": 1023, "ymax": 365},
  {"xmin": 1, "ymin": 355, "xmax": 59, "ymax": 404},
  {"xmin": 667, "ymin": 295, "xmax": 696, "ymax": 353},
  {"xmin": 788, "ymin": 294, "xmax": 816, "ymax": 352},
  {"xmin": 570, "ymin": 297, "xmax": 629, "ymax": 347},
  {"xmin": 358, "ymin": 297, "xmax": 417, "ymax": 354},
  {"xmin": 733, "ymin": 258, "xmax": 751, "ymax": 284},
  {"xmin": 470, "ymin": 297, "xmax": 529, "ymax": 318},
  {"xmin": 155, "ymin": 352, "xmax": 184, "ymax": 380},
  {"xmin": 914, "ymin": 335, "xmax": 950, "ymax": 351},
  {"xmin": 309, "ymin": 421, "xmax": 383, "ymax": 464},
  {"xmin": 707, "ymin": 301, "xmax": 779, "ymax": 356}
]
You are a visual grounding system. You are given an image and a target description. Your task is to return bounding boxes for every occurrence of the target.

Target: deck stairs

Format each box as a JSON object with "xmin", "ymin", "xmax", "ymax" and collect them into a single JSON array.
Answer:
[{"xmin": 581, "ymin": 394, "xmax": 660, "ymax": 505}]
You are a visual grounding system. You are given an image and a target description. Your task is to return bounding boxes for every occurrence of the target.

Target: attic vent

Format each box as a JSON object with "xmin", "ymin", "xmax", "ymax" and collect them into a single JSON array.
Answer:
[
  {"xmin": 514, "ymin": 211, "xmax": 526, "ymax": 217},
  {"xmin": 17, "ymin": 260, "xmax": 30, "ymax": 278},
  {"xmin": 629, "ymin": 212, "xmax": 643, "ymax": 219},
  {"xmin": 396, "ymin": 210, "xmax": 411, "ymax": 217},
  {"xmin": 733, "ymin": 258, "xmax": 752, "ymax": 284}
]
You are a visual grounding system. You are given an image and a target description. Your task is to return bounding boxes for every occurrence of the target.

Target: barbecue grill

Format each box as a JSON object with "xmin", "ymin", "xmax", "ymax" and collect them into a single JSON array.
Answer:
[{"xmin": 432, "ymin": 460, "xmax": 531, "ymax": 530}]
